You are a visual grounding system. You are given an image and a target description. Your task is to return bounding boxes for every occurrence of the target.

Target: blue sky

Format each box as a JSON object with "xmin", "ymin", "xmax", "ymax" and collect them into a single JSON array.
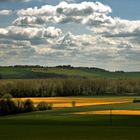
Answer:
[{"xmin": 0, "ymin": 0, "xmax": 140, "ymax": 71}]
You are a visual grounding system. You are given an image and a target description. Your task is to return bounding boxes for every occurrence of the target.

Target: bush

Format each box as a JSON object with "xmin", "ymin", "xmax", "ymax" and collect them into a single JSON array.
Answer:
[
  {"xmin": 48, "ymin": 103, "xmax": 53, "ymax": 110},
  {"xmin": 133, "ymin": 98, "xmax": 140, "ymax": 103},
  {"xmin": 36, "ymin": 102, "xmax": 53, "ymax": 111},
  {"xmin": 23, "ymin": 99, "xmax": 35, "ymax": 112},
  {"xmin": 15, "ymin": 99, "xmax": 24, "ymax": 113},
  {"xmin": 36, "ymin": 102, "xmax": 49, "ymax": 111},
  {"xmin": 2, "ymin": 93, "xmax": 13, "ymax": 100},
  {"xmin": 0, "ymin": 99, "xmax": 18, "ymax": 115},
  {"xmin": 72, "ymin": 101, "xmax": 76, "ymax": 107}
]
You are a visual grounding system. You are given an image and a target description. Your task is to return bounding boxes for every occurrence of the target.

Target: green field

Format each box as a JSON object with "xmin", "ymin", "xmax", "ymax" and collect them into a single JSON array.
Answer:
[
  {"xmin": 0, "ymin": 66, "xmax": 140, "ymax": 79},
  {"xmin": 1, "ymin": 97, "xmax": 140, "ymax": 140}
]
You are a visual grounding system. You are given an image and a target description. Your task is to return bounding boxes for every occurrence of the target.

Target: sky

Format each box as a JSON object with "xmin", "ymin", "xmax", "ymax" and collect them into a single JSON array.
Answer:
[{"xmin": 0, "ymin": 0, "xmax": 140, "ymax": 71}]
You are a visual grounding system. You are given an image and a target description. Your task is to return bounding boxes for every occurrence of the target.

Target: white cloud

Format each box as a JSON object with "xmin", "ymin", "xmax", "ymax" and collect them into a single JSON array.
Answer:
[
  {"xmin": 13, "ymin": 1, "xmax": 140, "ymax": 41},
  {"xmin": 14, "ymin": 1, "xmax": 112, "ymax": 25},
  {"xmin": 13, "ymin": 1, "xmax": 140, "ymax": 39},
  {"xmin": 0, "ymin": 26, "xmax": 62, "ymax": 40},
  {"xmin": 0, "ymin": 10, "xmax": 12, "ymax": 16},
  {"xmin": 0, "ymin": 25, "xmax": 140, "ymax": 70},
  {"xmin": 0, "ymin": 1, "xmax": 140, "ymax": 70},
  {"xmin": 17, "ymin": 1, "xmax": 111, "ymax": 16}
]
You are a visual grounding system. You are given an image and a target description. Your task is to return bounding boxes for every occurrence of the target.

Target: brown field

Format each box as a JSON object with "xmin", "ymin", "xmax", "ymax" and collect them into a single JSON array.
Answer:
[
  {"xmin": 74, "ymin": 110, "xmax": 140, "ymax": 115},
  {"xmin": 14, "ymin": 97, "xmax": 132, "ymax": 108}
]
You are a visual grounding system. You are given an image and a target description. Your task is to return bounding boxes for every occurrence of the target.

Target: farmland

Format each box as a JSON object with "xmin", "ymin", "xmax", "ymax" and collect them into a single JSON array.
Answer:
[
  {"xmin": 0, "ymin": 66, "xmax": 140, "ymax": 97},
  {"xmin": 0, "ymin": 66, "xmax": 140, "ymax": 79},
  {"xmin": 0, "ymin": 0, "xmax": 140, "ymax": 139},
  {"xmin": 16, "ymin": 96, "xmax": 132, "ymax": 107},
  {"xmin": 1, "ymin": 96, "xmax": 140, "ymax": 140},
  {"xmin": 0, "ymin": 66, "xmax": 140, "ymax": 140}
]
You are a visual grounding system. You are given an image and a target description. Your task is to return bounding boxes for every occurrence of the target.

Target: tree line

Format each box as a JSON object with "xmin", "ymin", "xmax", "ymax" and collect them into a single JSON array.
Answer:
[
  {"xmin": 0, "ymin": 94, "xmax": 52, "ymax": 116},
  {"xmin": 0, "ymin": 78, "xmax": 140, "ymax": 97}
]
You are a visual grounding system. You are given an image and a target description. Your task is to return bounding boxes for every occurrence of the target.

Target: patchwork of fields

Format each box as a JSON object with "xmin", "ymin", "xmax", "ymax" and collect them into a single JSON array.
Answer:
[{"xmin": 1, "ymin": 96, "xmax": 140, "ymax": 140}]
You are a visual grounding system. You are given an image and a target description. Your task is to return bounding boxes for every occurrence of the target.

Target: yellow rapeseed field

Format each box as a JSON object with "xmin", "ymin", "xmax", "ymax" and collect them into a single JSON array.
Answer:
[
  {"xmin": 14, "ymin": 97, "xmax": 132, "ymax": 108},
  {"xmin": 74, "ymin": 110, "xmax": 140, "ymax": 115}
]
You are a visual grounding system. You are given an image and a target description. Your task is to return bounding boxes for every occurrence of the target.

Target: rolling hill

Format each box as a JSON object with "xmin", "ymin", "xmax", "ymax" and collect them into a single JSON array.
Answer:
[{"xmin": 0, "ymin": 65, "xmax": 140, "ymax": 79}]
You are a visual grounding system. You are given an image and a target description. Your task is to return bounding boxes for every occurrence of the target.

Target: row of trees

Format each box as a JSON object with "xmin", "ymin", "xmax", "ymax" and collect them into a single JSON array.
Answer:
[
  {"xmin": 0, "ymin": 65, "xmax": 107, "ymax": 71},
  {"xmin": 0, "ymin": 94, "xmax": 52, "ymax": 116},
  {"xmin": 0, "ymin": 78, "xmax": 140, "ymax": 97}
]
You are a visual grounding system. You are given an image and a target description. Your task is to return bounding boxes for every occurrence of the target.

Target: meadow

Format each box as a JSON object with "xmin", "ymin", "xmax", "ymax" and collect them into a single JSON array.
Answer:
[{"xmin": 1, "ymin": 96, "xmax": 140, "ymax": 140}]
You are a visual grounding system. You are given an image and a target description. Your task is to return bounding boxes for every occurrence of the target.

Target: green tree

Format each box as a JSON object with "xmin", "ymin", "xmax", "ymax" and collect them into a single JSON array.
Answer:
[
  {"xmin": 36, "ymin": 102, "xmax": 49, "ymax": 111},
  {"xmin": 0, "ymin": 99, "xmax": 18, "ymax": 115},
  {"xmin": 2, "ymin": 93, "xmax": 13, "ymax": 100},
  {"xmin": 23, "ymin": 99, "xmax": 35, "ymax": 112}
]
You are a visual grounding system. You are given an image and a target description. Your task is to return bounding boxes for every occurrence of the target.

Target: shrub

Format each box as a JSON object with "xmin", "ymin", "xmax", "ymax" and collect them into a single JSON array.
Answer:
[
  {"xmin": 48, "ymin": 102, "xmax": 53, "ymax": 110},
  {"xmin": 36, "ymin": 102, "xmax": 49, "ymax": 110},
  {"xmin": 133, "ymin": 98, "xmax": 140, "ymax": 103},
  {"xmin": 0, "ymin": 99, "xmax": 18, "ymax": 115},
  {"xmin": 72, "ymin": 101, "xmax": 76, "ymax": 107},
  {"xmin": 2, "ymin": 93, "xmax": 13, "ymax": 100},
  {"xmin": 23, "ymin": 99, "xmax": 35, "ymax": 112},
  {"xmin": 36, "ymin": 102, "xmax": 53, "ymax": 111},
  {"xmin": 15, "ymin": 99, "xmax": 24, "ymax": 113}
]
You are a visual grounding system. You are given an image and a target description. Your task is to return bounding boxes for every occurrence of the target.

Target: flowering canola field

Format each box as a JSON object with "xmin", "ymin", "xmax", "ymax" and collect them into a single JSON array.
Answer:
[{"xmin": 15, "ymin": 97, "xmax": 132, "ymax": 107}]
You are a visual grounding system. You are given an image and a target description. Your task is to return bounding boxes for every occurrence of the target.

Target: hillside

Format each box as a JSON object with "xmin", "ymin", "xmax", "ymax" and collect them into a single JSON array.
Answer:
[{"xmin": 0, "ymin": 65, "xmax": 140, "ymax": 79}]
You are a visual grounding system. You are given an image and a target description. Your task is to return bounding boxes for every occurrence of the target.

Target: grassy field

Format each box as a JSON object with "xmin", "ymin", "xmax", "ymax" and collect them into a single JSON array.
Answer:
[
  {"xmin": 1, "ymin": 96, "xmax": 140, "ymax": 140},
  {"xmin": 0, "ymin": 66, "xmax": 140, "ymax": 79}
]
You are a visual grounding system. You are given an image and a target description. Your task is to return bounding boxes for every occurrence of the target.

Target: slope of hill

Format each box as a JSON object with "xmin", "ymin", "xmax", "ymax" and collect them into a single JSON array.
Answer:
[{"xmin": 0, "ymin": 66, "xmax": 140, "ymax": 79}]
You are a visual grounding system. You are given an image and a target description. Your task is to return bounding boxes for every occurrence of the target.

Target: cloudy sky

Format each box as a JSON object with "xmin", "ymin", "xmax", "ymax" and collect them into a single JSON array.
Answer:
[{"xmin": 0, "ymin": 0, "xmax": 140, "ymax": 71}]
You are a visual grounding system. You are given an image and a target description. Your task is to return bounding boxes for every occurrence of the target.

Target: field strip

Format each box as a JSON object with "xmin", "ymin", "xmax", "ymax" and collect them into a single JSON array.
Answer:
[
  {"xmin": 73, "ymin": 110, "xmax": 140, "ymax": 115},
  {"xmin": 48, "ymin": 101, "xmax": 131, "ymax": 108},
  {"xmin": 14, "ymin": 97, "xmax": 132, "ymax": 107}
]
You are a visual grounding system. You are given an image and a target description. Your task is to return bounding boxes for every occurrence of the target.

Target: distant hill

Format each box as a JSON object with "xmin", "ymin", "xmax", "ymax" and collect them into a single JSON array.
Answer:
[{"xmin": 0, "ymin": 65, "xmax": 140, "ymax": 79}]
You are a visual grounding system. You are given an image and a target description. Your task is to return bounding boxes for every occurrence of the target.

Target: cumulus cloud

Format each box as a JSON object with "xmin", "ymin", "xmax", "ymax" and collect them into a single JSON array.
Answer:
[
  {"xmin": 0, "ymin": 39, "xmax": 36, "ymax": 65},
  {"xmin": 0, "ymin": 25, "xmax": 63, "ymax": 61},
  {"xmin": 0, "ymin": 10, "xmax": 12, "ymax": 16},
  {"xmin": 0, "ymin": 1, "xmax": 140, "ymax": 70},
  {"xmin": 104, "ymin": 21, "xmax": 140, "ymax": 38},
  {"xmin": 13, "ymin": 1, "xmax": 140, "ymax": 38},
  {"xmin": 0, "ymin": 24, "xmax": 139, "ymax": 70},
  {"xmin": 14, "ymin": 1, "xmax": 112, "ymax": 26},
  {"xmin": 17, "ymin": 1, "xmax": 111, "ymax": 16},
  {"xmin": 13, "ymin": 1, "xmax": 140, "ymax": 41},
  {"xmin": 0, "ymin": 26, "xmax": 62, "ymax": 41}
]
